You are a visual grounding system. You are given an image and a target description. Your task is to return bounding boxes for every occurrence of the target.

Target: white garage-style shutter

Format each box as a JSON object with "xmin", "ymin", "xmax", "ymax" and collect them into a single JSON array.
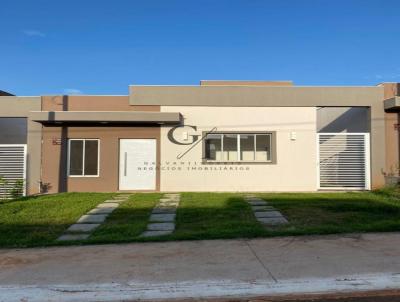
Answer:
[
  {"xmin": 0, "ymin": 144, "xmax": 27, "ymax": 198},
  {"xmin": 317, "ymin": 133, "xmax": 370, "ymax": 190}
]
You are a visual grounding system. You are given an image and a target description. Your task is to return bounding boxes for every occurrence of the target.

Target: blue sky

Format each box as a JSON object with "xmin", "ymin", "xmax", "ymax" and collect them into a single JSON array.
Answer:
[{"xmin": 1, "ymin": 0, "xmax": 400, "ymax": 95}]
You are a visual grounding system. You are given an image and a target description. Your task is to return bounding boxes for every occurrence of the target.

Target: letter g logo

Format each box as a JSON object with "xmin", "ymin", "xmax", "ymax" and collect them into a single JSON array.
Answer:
[{"xmin": 167, "ymin": 125, "xmax": 200, "ymax": 145}]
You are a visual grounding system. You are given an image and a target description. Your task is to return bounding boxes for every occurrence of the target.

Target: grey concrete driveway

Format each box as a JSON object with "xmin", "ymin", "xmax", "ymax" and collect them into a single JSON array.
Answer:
[{"xmin": 0, "ymin": 232, "xmax": 400, "ymax": 301}]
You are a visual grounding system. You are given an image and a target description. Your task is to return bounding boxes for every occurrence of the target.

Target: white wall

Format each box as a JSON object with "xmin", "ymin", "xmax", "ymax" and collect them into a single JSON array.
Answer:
[{"xmin": 160, "ymin": 106, "xmax": 317, "ymax": 192}]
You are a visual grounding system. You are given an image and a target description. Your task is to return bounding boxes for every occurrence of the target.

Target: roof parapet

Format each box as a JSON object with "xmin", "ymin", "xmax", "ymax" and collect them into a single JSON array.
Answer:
[{"xmin": 200, "ymin": 80, "xmax": 293, "ymax": 86}]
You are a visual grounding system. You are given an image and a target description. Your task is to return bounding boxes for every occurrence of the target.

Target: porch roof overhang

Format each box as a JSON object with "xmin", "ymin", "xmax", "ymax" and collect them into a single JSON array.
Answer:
[
  {"xmin": 384, "ymin": 97, "xmax": 400, "ymax": 112},
  {"xmin": 30, "ymin": 111, "xmax": 182, "ymax": 125}
]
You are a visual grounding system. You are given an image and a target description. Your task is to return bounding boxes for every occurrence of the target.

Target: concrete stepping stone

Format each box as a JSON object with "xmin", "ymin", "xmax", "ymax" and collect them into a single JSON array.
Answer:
[
  {"xmin": 88, "ymin": 207, "xmax": 117, "ymax": 215},
  {"xmin": 245, "ymin": 196, "xmax": 262, "ymax": 200},
  {"xmin": 97, "ymin": 202, "xmax": 119, "ymax": 208},
  {"xmin": 149, "ymin": 213, "xmax": 176, "ymax": 222},
  {"xmin": 159, "ymin": 201, "xmax": 180, "ymax": 206},
  {"xmin": 246, "ymin": 197, "xmax": 265, "ymax": 201},
  {"xmin": 161, "ymin": 196, "xmax": 181, "ymax": 201},
  {"xmin": 67, "ymin": 223, "xmax": 100, "ymax": 233},
  {"xmin": 159, "ymin": 199, "xmax": 178, "ymax": 202},
  {"xmin": 248, "ymin": 200, "xmax": 268, "ymax": 206},
  {"xmin": 159, "ymin": 204, "xmax": 178, "ymax": 208},
  {"xmin": 140, "ymin": 193, "xmax": 179, "ymax": 238},
  {"xmin": 159, "ymin": 198, "xmax": 179, "ymax": 203},
  {"xmin": 252, "ymin": 205, "xmax": 275, "ymax": 212},
  {"xmin": 140, "ymin": 230, "xmax": 173, "ymax": 237},
  {"xmin": 77, "ymin": 214, "xmax": 108, "ymax": 224},
  {"xmin": 254, "ymin": 211, "xmax": 283, "ymax": 218},
  {"xmin": 147, "ymin": 222, "xmax": 175, "ymax": 231},
  {"xmin": 257, "ymin": 217, "xmax": 289, "ymax": 225},
  {"xmin": 104, "ymin": 199, "xmax": 124, "ymax": 203},
  {"xmin": 113, "ymin": 198, "xmax": 128, "ymax": 202},
  {"xmin": 245, "ymin": 195, "xmax": 289, "ymax": 227},
  {"xmin": 58, "ymin": 195, "xmax": 129, "ymax": 242},
  {"xmin": 152, "ymin": 207, "xmax": 177, "ymax": 214},
  {"xmin": 57, "ymin": 234, "xmax": 90, "ymax": 241}
]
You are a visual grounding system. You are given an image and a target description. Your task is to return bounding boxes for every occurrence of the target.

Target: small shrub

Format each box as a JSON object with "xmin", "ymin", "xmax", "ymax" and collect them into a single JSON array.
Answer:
[
  {"xmin": 0, "ymin": 176, "xmax": 7, "ymax": 199},
  {"xmin": 10, "ymin": 180, "xmax": 24, "ymax": 199}
]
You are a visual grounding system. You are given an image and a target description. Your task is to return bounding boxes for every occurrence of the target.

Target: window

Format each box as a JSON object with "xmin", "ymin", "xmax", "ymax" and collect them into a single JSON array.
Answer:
[
  {"xmin": 223, "ymin": 134, "xmax": 238, "ymax": 161},
  {"xmin": 204, "ymin": 133, "xmax": 272, "ymax": 162},
  {"xmin": 205, "ymin": 134, "xmax": 222, "ymax": 160},
  {"xmin": 68, "ymin": 139, "xmax": 99, "ymax": 176},
  {"xmin": 0, "ymin": 118, "xmax": 27, "ymax": 144}
]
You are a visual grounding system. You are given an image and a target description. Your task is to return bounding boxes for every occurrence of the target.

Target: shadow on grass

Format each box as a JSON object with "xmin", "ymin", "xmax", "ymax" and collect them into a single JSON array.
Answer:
[
  {"xmin": 170, "ymin": 195, "xmax": 266, "ymax": 241},
  {"xmin": 0, "ymin": 192, "xmax": 116, "ymax": 248},
  {"xmin": 0, "ymin": 222, "xmax": 76, "ymax": 248},
  {"xmin": 258, "ymin": 191, "xmax": 400, "ymax": 237}
]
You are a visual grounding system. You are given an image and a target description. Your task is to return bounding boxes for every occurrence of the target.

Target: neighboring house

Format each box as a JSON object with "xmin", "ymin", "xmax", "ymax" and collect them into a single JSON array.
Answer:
[
  {"xmin": 0, "ymin": 90, "xmax": 14, "ymax": 96},
  {"xmin": 0, "ymin": 81, "xmax": 399, "ymax": 195}
]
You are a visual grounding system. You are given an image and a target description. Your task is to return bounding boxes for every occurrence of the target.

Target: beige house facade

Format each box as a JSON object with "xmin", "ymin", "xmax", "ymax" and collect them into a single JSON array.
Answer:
[
  {"xmin": 159, "ymin": 106, "xmax": 317, "ymax": 191},
  {"xmin": 0, "ymin": 81, "xmax": 399, "ymax": 195}
]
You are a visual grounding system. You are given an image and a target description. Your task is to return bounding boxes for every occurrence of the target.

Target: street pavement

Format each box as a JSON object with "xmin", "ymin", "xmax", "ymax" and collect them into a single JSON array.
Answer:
[{"xmin": 0, "ymin": 232, "xmax": 400, "ymax": 301}]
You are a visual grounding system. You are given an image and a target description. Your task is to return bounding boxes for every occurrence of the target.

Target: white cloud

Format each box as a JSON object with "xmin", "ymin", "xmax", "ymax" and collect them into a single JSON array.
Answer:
[
  {"xmin": 22, "ymin": 29, "xmax": 46, "ymax": 37},
  {"xmin": 63, "ymin": 88, "xmax": 83, "ymax": 95}
]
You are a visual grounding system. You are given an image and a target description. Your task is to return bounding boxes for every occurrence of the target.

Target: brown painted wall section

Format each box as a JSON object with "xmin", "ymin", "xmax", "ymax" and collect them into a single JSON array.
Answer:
[
  {"xmin": 41, "ymin": 96, "xmax": 160, "ymax": 193},
  {"xmin": 382, "ymin": 83, "xmax": 400, "ymax": 174},
  {"xmin": 42, "ymin": 95, "xmax": 159, "ymax": 112}
]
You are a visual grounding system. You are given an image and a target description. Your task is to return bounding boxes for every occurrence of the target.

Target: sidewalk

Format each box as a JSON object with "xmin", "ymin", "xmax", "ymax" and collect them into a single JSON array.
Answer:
[{"xmin": 0, "ymin": 232, "xmax": 400, "ymax": 301}]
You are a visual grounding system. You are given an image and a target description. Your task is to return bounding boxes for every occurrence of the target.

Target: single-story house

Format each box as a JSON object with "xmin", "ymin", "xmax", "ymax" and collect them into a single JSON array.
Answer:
[{"xmin": 0, "ymin": 81, "xmax": 399, "ymax": 196}]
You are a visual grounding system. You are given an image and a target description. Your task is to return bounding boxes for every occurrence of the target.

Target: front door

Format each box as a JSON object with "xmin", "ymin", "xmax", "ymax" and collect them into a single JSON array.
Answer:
[{"xmin": 119, "ymin": 139, "xmax": 156, "ymax": 190}]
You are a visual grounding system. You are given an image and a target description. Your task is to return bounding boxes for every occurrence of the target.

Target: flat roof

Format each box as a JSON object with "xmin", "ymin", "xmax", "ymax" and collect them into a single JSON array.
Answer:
[{"xmin": 129, "ymin": 85, "xmax": 383, "ymax": 107}]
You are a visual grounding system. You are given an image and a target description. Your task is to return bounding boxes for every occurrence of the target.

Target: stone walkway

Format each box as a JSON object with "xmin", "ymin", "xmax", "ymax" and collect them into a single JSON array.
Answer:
[
  {"xmin": 57, "ymin": 194, "xmax": 132, "ymax": 241},
  {"xmin": 245, "ymin": 195, "xmax": 289, "ymax": 227},
  {"xmin": 140, "ymin": 193, "xmax": 180, "ymax": 237}
]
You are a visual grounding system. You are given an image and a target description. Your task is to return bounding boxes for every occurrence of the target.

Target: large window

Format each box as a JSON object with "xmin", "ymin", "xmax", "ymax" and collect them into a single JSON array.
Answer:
[
  {"xmin": 204, "ymin": 133, "xmax": 272, "ymax": 162},
  {"xmin": 68, "ymin": 139, "xmax": 99, "ymax": 176}
]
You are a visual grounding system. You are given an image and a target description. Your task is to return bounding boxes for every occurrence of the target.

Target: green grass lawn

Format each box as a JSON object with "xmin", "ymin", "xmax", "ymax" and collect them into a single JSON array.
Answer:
[
  {"xmin": 259, "ymin": 189, "xmax": 400, "ymax": 237},
  {"xmin": 1, "ymin": 189, "xmax": 400, "ymax": 248},
  {"xmin": 89, "ymin": 192, "xmax": 266, "ymax": 243},
  {"xmin": 171, "ymin": 192, "xmax": 265, "ymax": 240},
  {"xmin": 0, "ymin": 192, "xmax": 114, "ymax": 248},
  {"xmin": 93, "ymin": 189, "xmax": 400, "ymax": 243}
]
